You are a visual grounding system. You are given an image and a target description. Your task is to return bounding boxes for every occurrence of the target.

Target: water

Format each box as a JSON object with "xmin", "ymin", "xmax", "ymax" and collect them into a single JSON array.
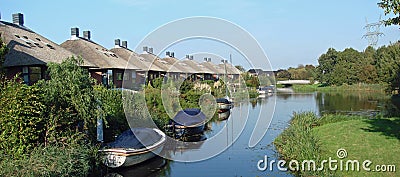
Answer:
[{"xmin": 105, "ymin": 91, "xmax": 391, "ymax": 177}]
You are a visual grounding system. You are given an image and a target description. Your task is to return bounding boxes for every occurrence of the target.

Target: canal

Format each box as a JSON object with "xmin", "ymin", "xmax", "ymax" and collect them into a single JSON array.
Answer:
[{"xmin": 105, "ymin": 91, "xmax": 391, "ymax": 177}]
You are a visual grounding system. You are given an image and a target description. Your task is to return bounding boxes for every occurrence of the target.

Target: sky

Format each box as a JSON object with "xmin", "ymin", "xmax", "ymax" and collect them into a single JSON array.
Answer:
[{"xmin": 1, "ymin": 0, "xmax": 399, "ymax": 70}]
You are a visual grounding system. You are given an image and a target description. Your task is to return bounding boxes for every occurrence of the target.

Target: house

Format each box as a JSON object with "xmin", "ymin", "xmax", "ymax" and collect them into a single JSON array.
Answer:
[
  {"xmin": 110, "ymin": 41, "xmax": 164, "ymax": 88},
  {"xmin": 218, "ymin": 61, "xmax": 241, "ymax": 80},
  {"xmin": 61, "ymin": 28, "xmax": 139, "ymax": 88},
  {"xmin": 200, "ymin": 57, "xmax": 225, "ymax": 80},
  {"xmin": 179, "ymin": 55, "xmax": 215, "ymax": 81},
  {"xmin": 138, "ymin": 47, "xmax": 168, "ymax": 82},
  {"xmin": 0, "ymin": 13, "xmax": 95, "ymax": 85},
  {"xmin": 162, "ymin": 52, "xmax": 194, "ymax": 80}
]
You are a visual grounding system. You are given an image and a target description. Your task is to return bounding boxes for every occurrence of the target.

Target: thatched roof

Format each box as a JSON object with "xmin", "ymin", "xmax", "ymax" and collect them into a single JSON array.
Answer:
[
  {"xmin": 162, "ymin": 57, "xmax": 193, "ymax": 73},
  {"xmin": 200, "ymin": 61, "xmax": 225, "ymax": 74},
  {"xmin": 110, "ymin": 48, "xmax": 164, "ymax": 72},
  {"xmin": 61, "ymin": 38, "xmax": 138, "ymax": 70},
  {"xmin": 138, "ymin": 53, "xmax": 170, "ymax": 72},
  {"xmin": 0, "ymin": 21, "xmax": 95, "ymax": 67},
  {"xmin": 180, "ymin": 59, "xmax": 215, "ymax": 74},
  {"xmin": 218, "ymin": 63, "xmax": 241, "ymax": 75}
]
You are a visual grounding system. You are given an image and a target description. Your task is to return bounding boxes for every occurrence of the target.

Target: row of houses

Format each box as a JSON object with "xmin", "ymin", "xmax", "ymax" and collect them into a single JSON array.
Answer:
[{"xmin": 0, "ymin": 13, "xmax": 241, "ymax": 89}]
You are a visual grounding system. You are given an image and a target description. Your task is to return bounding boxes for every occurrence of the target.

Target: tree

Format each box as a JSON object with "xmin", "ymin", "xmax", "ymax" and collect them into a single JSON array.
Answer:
[
  {"xmin": 317, "ymin": 48, "xmax": 338, "ymax": 85},
  {"xmin": 378, "ymin": 0, "xmax": 400, "ymax": 26},
  {"xmin": 38, "ymin": 56, "xmax": 99, "ymax": 144}
]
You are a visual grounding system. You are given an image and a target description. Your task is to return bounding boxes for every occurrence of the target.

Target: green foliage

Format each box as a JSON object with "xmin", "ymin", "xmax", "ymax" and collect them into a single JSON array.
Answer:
[
  {"xmin": 38, "ymin": 56, "xmax": 99, "ymax": 144},
  {"xmin": 378, "ymin": 0, "xmax": 400, "ymax": 26},
  {"xmin": 151, "ymin": 77, "xmax": 164, "ymax": 89},
  {"xmin": 0, "ymin": 143, "xmax": 100, "ymax": 177},
  {"xmin": 0, "ymin": 77, "xmax": 45, "ymax": 157},
  {"xmin": 274, "ymin": 112, "xmax": 331, "ymax": 176},
  {"xmin": 315, "ymin": 44, "xmax": 400, "ymax": 90},
  {"xmin": 241, "ymin": 72, "xmax": 260, "ymax": 88},
  {"xmin": 94, "ymin": 86, "xmax": 129, "ymax": 142},
  {"xmin": 0, "ymin": 37, "xmax": 8, "ymax": 73}
]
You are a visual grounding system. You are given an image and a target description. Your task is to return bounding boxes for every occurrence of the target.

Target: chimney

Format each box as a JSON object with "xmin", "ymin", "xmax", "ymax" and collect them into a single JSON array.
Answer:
[
  {"xmin": 166, "ymin": 51, "xmax": 171, "ymax": 57},
  {"xmin": 148, "ymin": 47, "xmax": 153, "ymax": 54},
  {"xmin": 83, "ymin": 31, "xmax": 91, "ymax": 40},
  {"xmin": 122, "ymin": 41, "xmax": 127, "ymax": 48},
  {"xmin": 143, "ymin": 46, "xmax": 148, "ymax": 52},
  {"xmin": 12, "ymin": 13, "xmax": 24, "ymax": 26},
  {"xmin": 114, "ymin": 39, "xmax": 121, "ymax": 48},
  {"xmin": 71, "ymin": 27, "xmax": 79, "ymax": 40}
]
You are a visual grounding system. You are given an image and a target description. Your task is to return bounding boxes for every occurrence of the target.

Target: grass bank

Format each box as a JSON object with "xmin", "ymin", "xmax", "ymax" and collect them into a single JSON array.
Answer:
[
  {"xmin": 0, "ymin": 143, "xmax": 101, "ymax": 177},
  {"xmin": 291, "ymin": 83, "xmax": 386, "ymax": 93},
  {"xmin": 274, "ymin": 112, "xmax": 400, "ymax": 176}
]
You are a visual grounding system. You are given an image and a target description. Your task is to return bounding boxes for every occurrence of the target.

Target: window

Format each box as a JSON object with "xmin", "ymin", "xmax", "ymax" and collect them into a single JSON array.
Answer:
[
  {"xmin": 116, "ymin": 73, "xmax": 123, "ymax": 81},
  {"xmin": 29, "ymin": 67, "xmax": 42, "ymax": 84},
  {"xmin": 131, "ymin": 71, "xmax": 137, "ymax": 79},
  {"xmin": 123, "ymin": 73, "xmax": 129, "ymax": 81},
  {"xmin": 22, "ymin": 67, "xmax": 29, "ymax": 84},
  {"xmin": 22, "ymin": 66, "xmax": 42, "ymax": 85}
]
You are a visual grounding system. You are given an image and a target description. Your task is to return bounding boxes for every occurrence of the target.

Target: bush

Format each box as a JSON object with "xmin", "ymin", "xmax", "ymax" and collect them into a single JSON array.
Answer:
[
  {"xmin": 38, "ymin": 57, "xmax": 99, "ymax": 144},
  {"xmin": 94, "ymin": 86, "xmax": 129, "ymax": 142},
  {"xmin": 0, "ymin": 77, "xmax": 45, "ymax": 157}
]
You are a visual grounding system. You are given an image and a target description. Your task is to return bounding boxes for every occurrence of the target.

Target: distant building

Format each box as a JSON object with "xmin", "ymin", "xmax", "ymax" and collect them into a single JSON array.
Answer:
[{"xmin": 248, "ymin": 69, "xmax": 274, "ymax": 77}]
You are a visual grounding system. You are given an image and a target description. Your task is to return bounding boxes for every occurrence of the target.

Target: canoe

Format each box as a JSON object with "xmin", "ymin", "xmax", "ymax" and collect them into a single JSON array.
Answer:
[
  {"xmin": 99, "ymin": 128, "xmax": 166, "ymax": 168},
  {"xmin": 168, "ymin": 108, "xmax": 207, "ymax": 137}
]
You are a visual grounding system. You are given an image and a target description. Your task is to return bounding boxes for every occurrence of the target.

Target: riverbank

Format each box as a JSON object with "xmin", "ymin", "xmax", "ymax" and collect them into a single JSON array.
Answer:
[
  {"xmin": 291, "ymin": 83, "xmax": 386, "ymax": 93},
  {"xmin": 274, "ymin": 112, "xmax": 399, "ymax": 176}
]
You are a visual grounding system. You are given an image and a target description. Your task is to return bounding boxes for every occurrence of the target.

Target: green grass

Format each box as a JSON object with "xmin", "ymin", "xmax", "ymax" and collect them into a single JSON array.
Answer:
[
  {"xmin": 314, "ymin": 118, "xmax": 400, "ymax": 177},
  {"xmin": 292, "ymin": 83, "xmax": 386, "ymax": 93},
  {"xmin": 0, "ymin": 143, "xmax": 101, "ymax": 177},
  {"xmin": 275, "ymin": 112, "xmax": 400, "ymax": 177}
]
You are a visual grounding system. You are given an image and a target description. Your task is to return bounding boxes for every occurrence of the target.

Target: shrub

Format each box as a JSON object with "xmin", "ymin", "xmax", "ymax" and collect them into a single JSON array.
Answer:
[
  {"xmin": 38, "ymin": 57, "xmax": 99, "ymax": 144},
  {"xmin": 0, "ymin": 77, "xmax": 45, "ymax": 157}
]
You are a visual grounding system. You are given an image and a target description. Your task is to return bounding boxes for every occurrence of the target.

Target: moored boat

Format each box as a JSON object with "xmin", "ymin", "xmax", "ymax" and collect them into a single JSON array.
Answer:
[
  {"xmin": 217, "ymin": 109, "xmax": 231, "ymax": 120},
  {"xmin": 168, "ymin": 108, "xmax": 207, "ymax": 137},
  {"xmin": 99, "ymin": 128, "xmax": 166, "ymax": 168},
  {"xmin": 216, "ymin": 98, "xmax": 232, "ymax": 111}
]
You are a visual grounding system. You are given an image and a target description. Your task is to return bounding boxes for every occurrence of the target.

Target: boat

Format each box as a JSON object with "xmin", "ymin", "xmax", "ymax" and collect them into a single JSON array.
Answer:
[
  {"xmin": 217, "ymin": 109, "xmax": 231, "ymax": 120},
  {"xmin": 168, "ymin": 108, "xmax": 207, "ymax": 137},
  {"xmin": 99, "ymin": 128, "xmax": 166, "ymax": 168},
  {"xmin": 216, "ymin": 97, "xmax": 232, "ymax": 111}
]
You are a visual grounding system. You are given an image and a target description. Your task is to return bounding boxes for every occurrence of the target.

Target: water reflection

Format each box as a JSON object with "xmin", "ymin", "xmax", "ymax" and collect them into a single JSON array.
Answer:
[
  {"xmin": 105, "ymin": 91, "xmax": 396, "ymax": 177},
  {"xmin": 104, "ymin": 156, "xmax": 169, "ymax": 177}
]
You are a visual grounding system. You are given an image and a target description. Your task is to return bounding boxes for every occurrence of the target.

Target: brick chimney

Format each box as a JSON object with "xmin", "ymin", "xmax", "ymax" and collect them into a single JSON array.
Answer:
[{"xmin": 12, "ymin": 13, "xmax": 24, "ymax": 26}]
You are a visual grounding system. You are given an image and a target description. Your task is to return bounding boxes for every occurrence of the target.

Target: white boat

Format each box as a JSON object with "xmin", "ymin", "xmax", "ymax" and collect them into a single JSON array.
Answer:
[{"xmin": 99, "ymin": 128, "xmax": 166, "ymax": 168}]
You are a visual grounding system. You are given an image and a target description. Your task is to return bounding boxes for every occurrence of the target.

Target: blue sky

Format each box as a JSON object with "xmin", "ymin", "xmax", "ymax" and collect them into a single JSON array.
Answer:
[{"xmin": 1, "ymin": 0, "xmax": 399, "ymax": 70}]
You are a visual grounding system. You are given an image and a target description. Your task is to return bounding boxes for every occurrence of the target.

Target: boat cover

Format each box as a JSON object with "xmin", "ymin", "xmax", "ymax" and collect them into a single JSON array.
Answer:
[{"xmin": 172, "ymin": 108, "xmax": 207, "ymax": 126}]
